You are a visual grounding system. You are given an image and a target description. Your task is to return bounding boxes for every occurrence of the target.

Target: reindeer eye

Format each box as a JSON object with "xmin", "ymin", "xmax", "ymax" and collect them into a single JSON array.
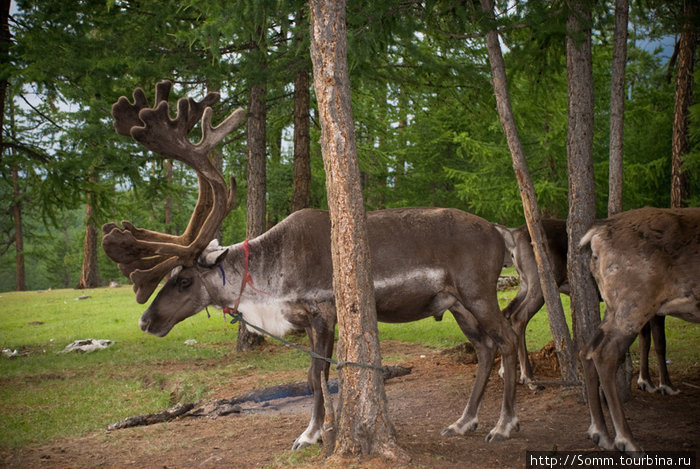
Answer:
[{"xmin": 177, "ymin": 277, "xmax": 193, "ymax": 291}]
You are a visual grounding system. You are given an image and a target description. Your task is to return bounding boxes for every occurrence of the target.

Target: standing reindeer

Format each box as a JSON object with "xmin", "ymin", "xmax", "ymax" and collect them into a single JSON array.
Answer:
[
  {"xmin": 102, "ymin": 81, "xmax": 521, "ymax": 450},
  {"xmin": 496, "ymin": 220, "xmax": 678, "ymax": 394},
  {"xmin": 579, "ymin": 207, "xmax": 699, "ymax": 453}
]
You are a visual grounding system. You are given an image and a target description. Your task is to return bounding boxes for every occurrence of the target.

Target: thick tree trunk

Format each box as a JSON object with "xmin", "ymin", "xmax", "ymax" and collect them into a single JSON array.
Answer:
[
  {"xmin": 479, "ymin": 0, "xmax": 579, "ymax": 384},
  {"xmin": 309, "ymin": 0, "xmax": 405, "ymax": 461},
  {"xmin": 671, "ymin": 0, "xmax": 696, "ymax": 209},
  {"xmin": 565, "ymin": 0, "xmax": 600, "ymax": 387},
  {"xmin": 12, "ymin": 167, "xmax": 26, "ymax": 291},
  {"xmin": 608, "ymin": 0, "xmax": 628, "ymax": 216},
  {"xmin": 238, "ymin": 77, "xmax": 267, "ymax": 352},
  {"xmin": 607, "ymin": 0, "xmax": 634, "ymax": 401},
  {"xmin": 77, "ymin": 187, "xmax": 100, "ymax": 289},
  {"xmin": 291, "ymin": 60, "xmax": 311, "ymax": 212}
]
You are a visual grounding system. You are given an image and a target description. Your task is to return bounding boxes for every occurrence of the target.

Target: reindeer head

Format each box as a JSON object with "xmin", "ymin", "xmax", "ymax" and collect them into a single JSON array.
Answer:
[{"xmin": 102, "ymin": 81, "xmax": 246, "ymax": 304}]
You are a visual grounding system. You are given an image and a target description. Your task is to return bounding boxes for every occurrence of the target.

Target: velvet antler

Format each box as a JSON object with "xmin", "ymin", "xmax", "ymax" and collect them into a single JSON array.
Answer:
[{"xmin": 102, "ymin": 80, "xmax": 245, "ymax": 303}]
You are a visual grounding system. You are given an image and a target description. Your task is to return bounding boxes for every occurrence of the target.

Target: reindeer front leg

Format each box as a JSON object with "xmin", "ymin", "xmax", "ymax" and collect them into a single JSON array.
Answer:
[{"xmin": 292, "ymin": 312, "xmax": 336, "ymax": 450}]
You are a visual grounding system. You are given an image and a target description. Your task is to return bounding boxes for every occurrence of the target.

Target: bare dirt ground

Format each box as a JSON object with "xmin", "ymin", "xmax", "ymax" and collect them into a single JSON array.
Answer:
[{"xmin": 2, "ymin": 340, "xmax": 698, "ymax": 469}]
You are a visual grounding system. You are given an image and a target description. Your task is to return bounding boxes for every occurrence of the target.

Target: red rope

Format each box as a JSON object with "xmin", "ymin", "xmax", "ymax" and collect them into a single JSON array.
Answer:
[{"xmin": 223, "ymin": 238, "xmax": 267, "ymax": 319}]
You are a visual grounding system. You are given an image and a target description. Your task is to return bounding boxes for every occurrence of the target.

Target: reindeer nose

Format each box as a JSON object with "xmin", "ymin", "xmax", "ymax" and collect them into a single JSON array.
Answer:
[{"xmin": 138, "ymin": 316, "xmax": 151, "ymax": 332}]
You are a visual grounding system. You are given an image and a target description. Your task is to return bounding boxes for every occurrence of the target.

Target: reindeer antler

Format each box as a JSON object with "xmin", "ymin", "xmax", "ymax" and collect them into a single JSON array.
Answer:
[{"xmin": 103, "ymin": 80, "xmax": 246, "ymax": 303}]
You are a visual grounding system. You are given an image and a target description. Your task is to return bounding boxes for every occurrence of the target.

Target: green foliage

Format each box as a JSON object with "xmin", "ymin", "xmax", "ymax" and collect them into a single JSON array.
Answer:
[{"xmin": 1, "ymin": 1, "xmax": 697, "ymax": 292}]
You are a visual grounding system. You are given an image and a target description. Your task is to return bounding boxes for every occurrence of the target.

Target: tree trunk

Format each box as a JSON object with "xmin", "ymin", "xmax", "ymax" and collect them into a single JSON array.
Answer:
[
  {"xmin": 671, "ymin": 0, "xmax": 696, "ymax": 209},
  {"xmin": 77, "ymin": 182, "xmax": 100, "ymax": 289},
  {"xmin": 291, "ymin": 52, "xmax": 311, "ymax": 212},
  {"xmin": 607, "ymin": 0, "xmax": 634, "ymax": 401},
  {"xmin": 246, "ymin": 46, "xmax": 268, "ymax": 237},
  {"xmin": 290, "ymin": 8, "xmax": 310, "ymax": 215},
  {"xmin": 608, "ymin": 0, "xmax": 628, "ymax": 216},
  {"xmin": 164, "ymin": 160, "xmax": 173, "ymax": 234},
  {"xmin": 309, "ymin": 0, "xmax": 405, "ymax": 461},
  {"xmin": 238, "ymin": 34, "xmax": 268, "ymax": 352},
  {"xmin": 565, "ymin": 0, "xmax": 600, "ymax": 378},
  {"xmin": 12, "ymin": 166, "xmax": 26, "ymax": 291},
  {"xmin": 63, "ymin": 228, "xmax": 71, "ymax": 288},
  {"xmin": 479, "ymin": 0, "xmax": 579, "ymax": 384}
]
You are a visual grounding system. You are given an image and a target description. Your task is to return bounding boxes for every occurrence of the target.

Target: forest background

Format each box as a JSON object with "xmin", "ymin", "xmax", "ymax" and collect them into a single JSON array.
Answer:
[{"xmin": 0, "ymin": 0, "xmax": 697, "ymax": 293}]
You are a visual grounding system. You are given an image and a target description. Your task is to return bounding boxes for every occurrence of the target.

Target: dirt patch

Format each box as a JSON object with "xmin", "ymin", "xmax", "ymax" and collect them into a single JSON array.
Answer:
[{"xmin": 2, "ymin": 342, "xmax": 698, "ymax": 469}]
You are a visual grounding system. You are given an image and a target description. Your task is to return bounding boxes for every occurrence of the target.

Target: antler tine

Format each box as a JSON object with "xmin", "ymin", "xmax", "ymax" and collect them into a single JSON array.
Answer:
[
  {"xmin": 187, "ymin": 93, "xmax": 220, "ymax": 130},
  {"xmin": 153, "ymin": 80, "xmax": 173, "ymax": 106},
  {"xmin": 201, "ymin": 107, "xmax": 247, "ymax": 158},
  {"xmin": 112, "ymin": 80, "xmax": 173, "ymax": 137}
]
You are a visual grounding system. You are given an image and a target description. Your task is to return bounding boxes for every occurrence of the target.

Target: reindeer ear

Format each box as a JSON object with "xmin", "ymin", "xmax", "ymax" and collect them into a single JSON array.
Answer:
[{"xmin": 199, "ymin": 245, "xmax": 229, "ymax": 267}]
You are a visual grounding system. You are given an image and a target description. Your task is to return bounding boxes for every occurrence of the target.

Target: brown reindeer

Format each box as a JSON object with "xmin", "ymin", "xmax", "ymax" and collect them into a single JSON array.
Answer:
[
  {"xmin": 579, "ymin": 207, "xmax": 700, "ymax": 453},
  {"xmin": 496, "ymin": 220, "xmax": 678, "ymax": 394},
  {"xmin": 102, "ymin": 81, "xmax": 520, "ymax": 450}
]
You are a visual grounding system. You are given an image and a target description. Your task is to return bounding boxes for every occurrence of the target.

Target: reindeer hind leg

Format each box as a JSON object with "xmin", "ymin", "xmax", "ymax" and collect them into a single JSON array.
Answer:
[
  {"xmin": 649, "ymin": 315, "xmax": 678, "ymax": 395},
  {"xmin": 581, "ymin": 329, "xmax": 613, "ymax": 450},
  {"xmin": 592, "ymin": 328, "xmax": 641, "ymax": 453},
  {"xmin": 636, "ymin": 321, "xmax": 657, "ymax": 393}
]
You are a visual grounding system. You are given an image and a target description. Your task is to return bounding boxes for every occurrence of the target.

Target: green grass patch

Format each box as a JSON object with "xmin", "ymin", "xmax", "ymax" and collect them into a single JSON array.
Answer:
[{"xmin": 0, "ymin": 282, "xmax": 697, "ymax": 450}]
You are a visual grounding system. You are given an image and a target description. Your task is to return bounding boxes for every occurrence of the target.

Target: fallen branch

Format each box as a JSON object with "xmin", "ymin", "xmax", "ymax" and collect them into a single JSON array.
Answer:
[
  {"xmin": 107, "ymin": 364, "xmax": 412, "ymax": 430},
  {"xmin": 107, "ymin": 402, "xmax": 196, "ymax": 431}
]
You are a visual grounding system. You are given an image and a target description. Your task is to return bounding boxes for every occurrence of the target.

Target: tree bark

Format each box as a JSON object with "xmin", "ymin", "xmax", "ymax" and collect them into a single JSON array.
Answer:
[
  {"xmin": 77, "ymin": 179, "xmax": 100, "ymax": 289},
  {"xmin": 608, "ymin": 0, "xmax": 628, "ymax": 216},
  {"xmin": 246, "ymin": 82, "xmax": 268, "ymax": 237},
  {"xmin": 238, "ymin": 34, "xmax": 268, "ymax": 352},
  {"xmin": 291, "ymin": 47, "xmax": 311, "ymax": 213},
  {"xmin": 565, "ymin": 0, "xmax": 600, "ymax": 371},
  {"xmin": 671, "ymin": 0, "xmax": 696, "ymax": 209},
  {"xmin": 608, "ymin": 0, "xmax": 634, "ymax": 401},
  {"xmin": 479, "ymin": 0, "xmax": 579, "ymax": 384},
  {"xmin": 309, "ymin": 0, "xmax": 405, "ymax": 461},
  {"xmin": 12, "ymin": 166, "xmax": 26, "ymax": 291}
]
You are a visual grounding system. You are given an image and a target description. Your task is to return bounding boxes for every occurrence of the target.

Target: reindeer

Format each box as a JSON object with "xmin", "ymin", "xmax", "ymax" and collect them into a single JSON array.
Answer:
[
  {"xmin": 496, "ymin": 220, "xmax": 678, "ymax": 394},
  {"xmin": 579, "ymin": 207, "xmax": 700, "ymax": 453},
  {"xmin": 102, "ymin": 81, "xmax": 520, "ymax": 450}
]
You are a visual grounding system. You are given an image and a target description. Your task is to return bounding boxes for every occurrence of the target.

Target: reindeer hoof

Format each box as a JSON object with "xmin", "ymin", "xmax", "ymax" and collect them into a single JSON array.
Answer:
[
  {"xmin": 486, "ymin": 431, "xmax": 505, "ymax": 443},
  {"xmin": 292, "ymin": 440, "xmax": 309, "ymax": 451},
  {"xmin": 614, "ymin": 437, "xmax": 641, "ymax": 455},
  {"xmin": 588, "ymin": 430, "xmax": 613, "ymax": 450},
  {"xmin": 657, "ymin": 385, "xmax": 680, "ymax": 396},
  {"xmin": 441, "ymin": 418, "xmax": 478, "ymax": 436},
  {"xmin": 637, "ymin": 379, "xmax": 657, "ymax": 393},
  {"xmin": 526, "ymin": 381, "xmax": 545, "ymax": 391}
]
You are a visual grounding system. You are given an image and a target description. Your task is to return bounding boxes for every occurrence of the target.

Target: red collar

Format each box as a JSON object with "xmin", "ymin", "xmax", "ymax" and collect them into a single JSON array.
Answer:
[{"xmin": 224, "ymin": 239, "xmax": 266, "ymax": 317}]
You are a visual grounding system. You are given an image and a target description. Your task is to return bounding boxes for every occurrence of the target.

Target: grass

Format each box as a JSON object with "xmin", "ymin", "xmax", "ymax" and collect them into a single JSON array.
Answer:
[{"xmin": 0, "ymin": 280, "xmax": 697, "ymax": 449}]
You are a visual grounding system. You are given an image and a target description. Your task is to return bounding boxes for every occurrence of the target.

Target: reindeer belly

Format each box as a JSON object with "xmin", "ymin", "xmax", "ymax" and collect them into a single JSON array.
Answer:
[{"xmin": 374, "ymin": 268, "xmax": 454, "ymax": 323}]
